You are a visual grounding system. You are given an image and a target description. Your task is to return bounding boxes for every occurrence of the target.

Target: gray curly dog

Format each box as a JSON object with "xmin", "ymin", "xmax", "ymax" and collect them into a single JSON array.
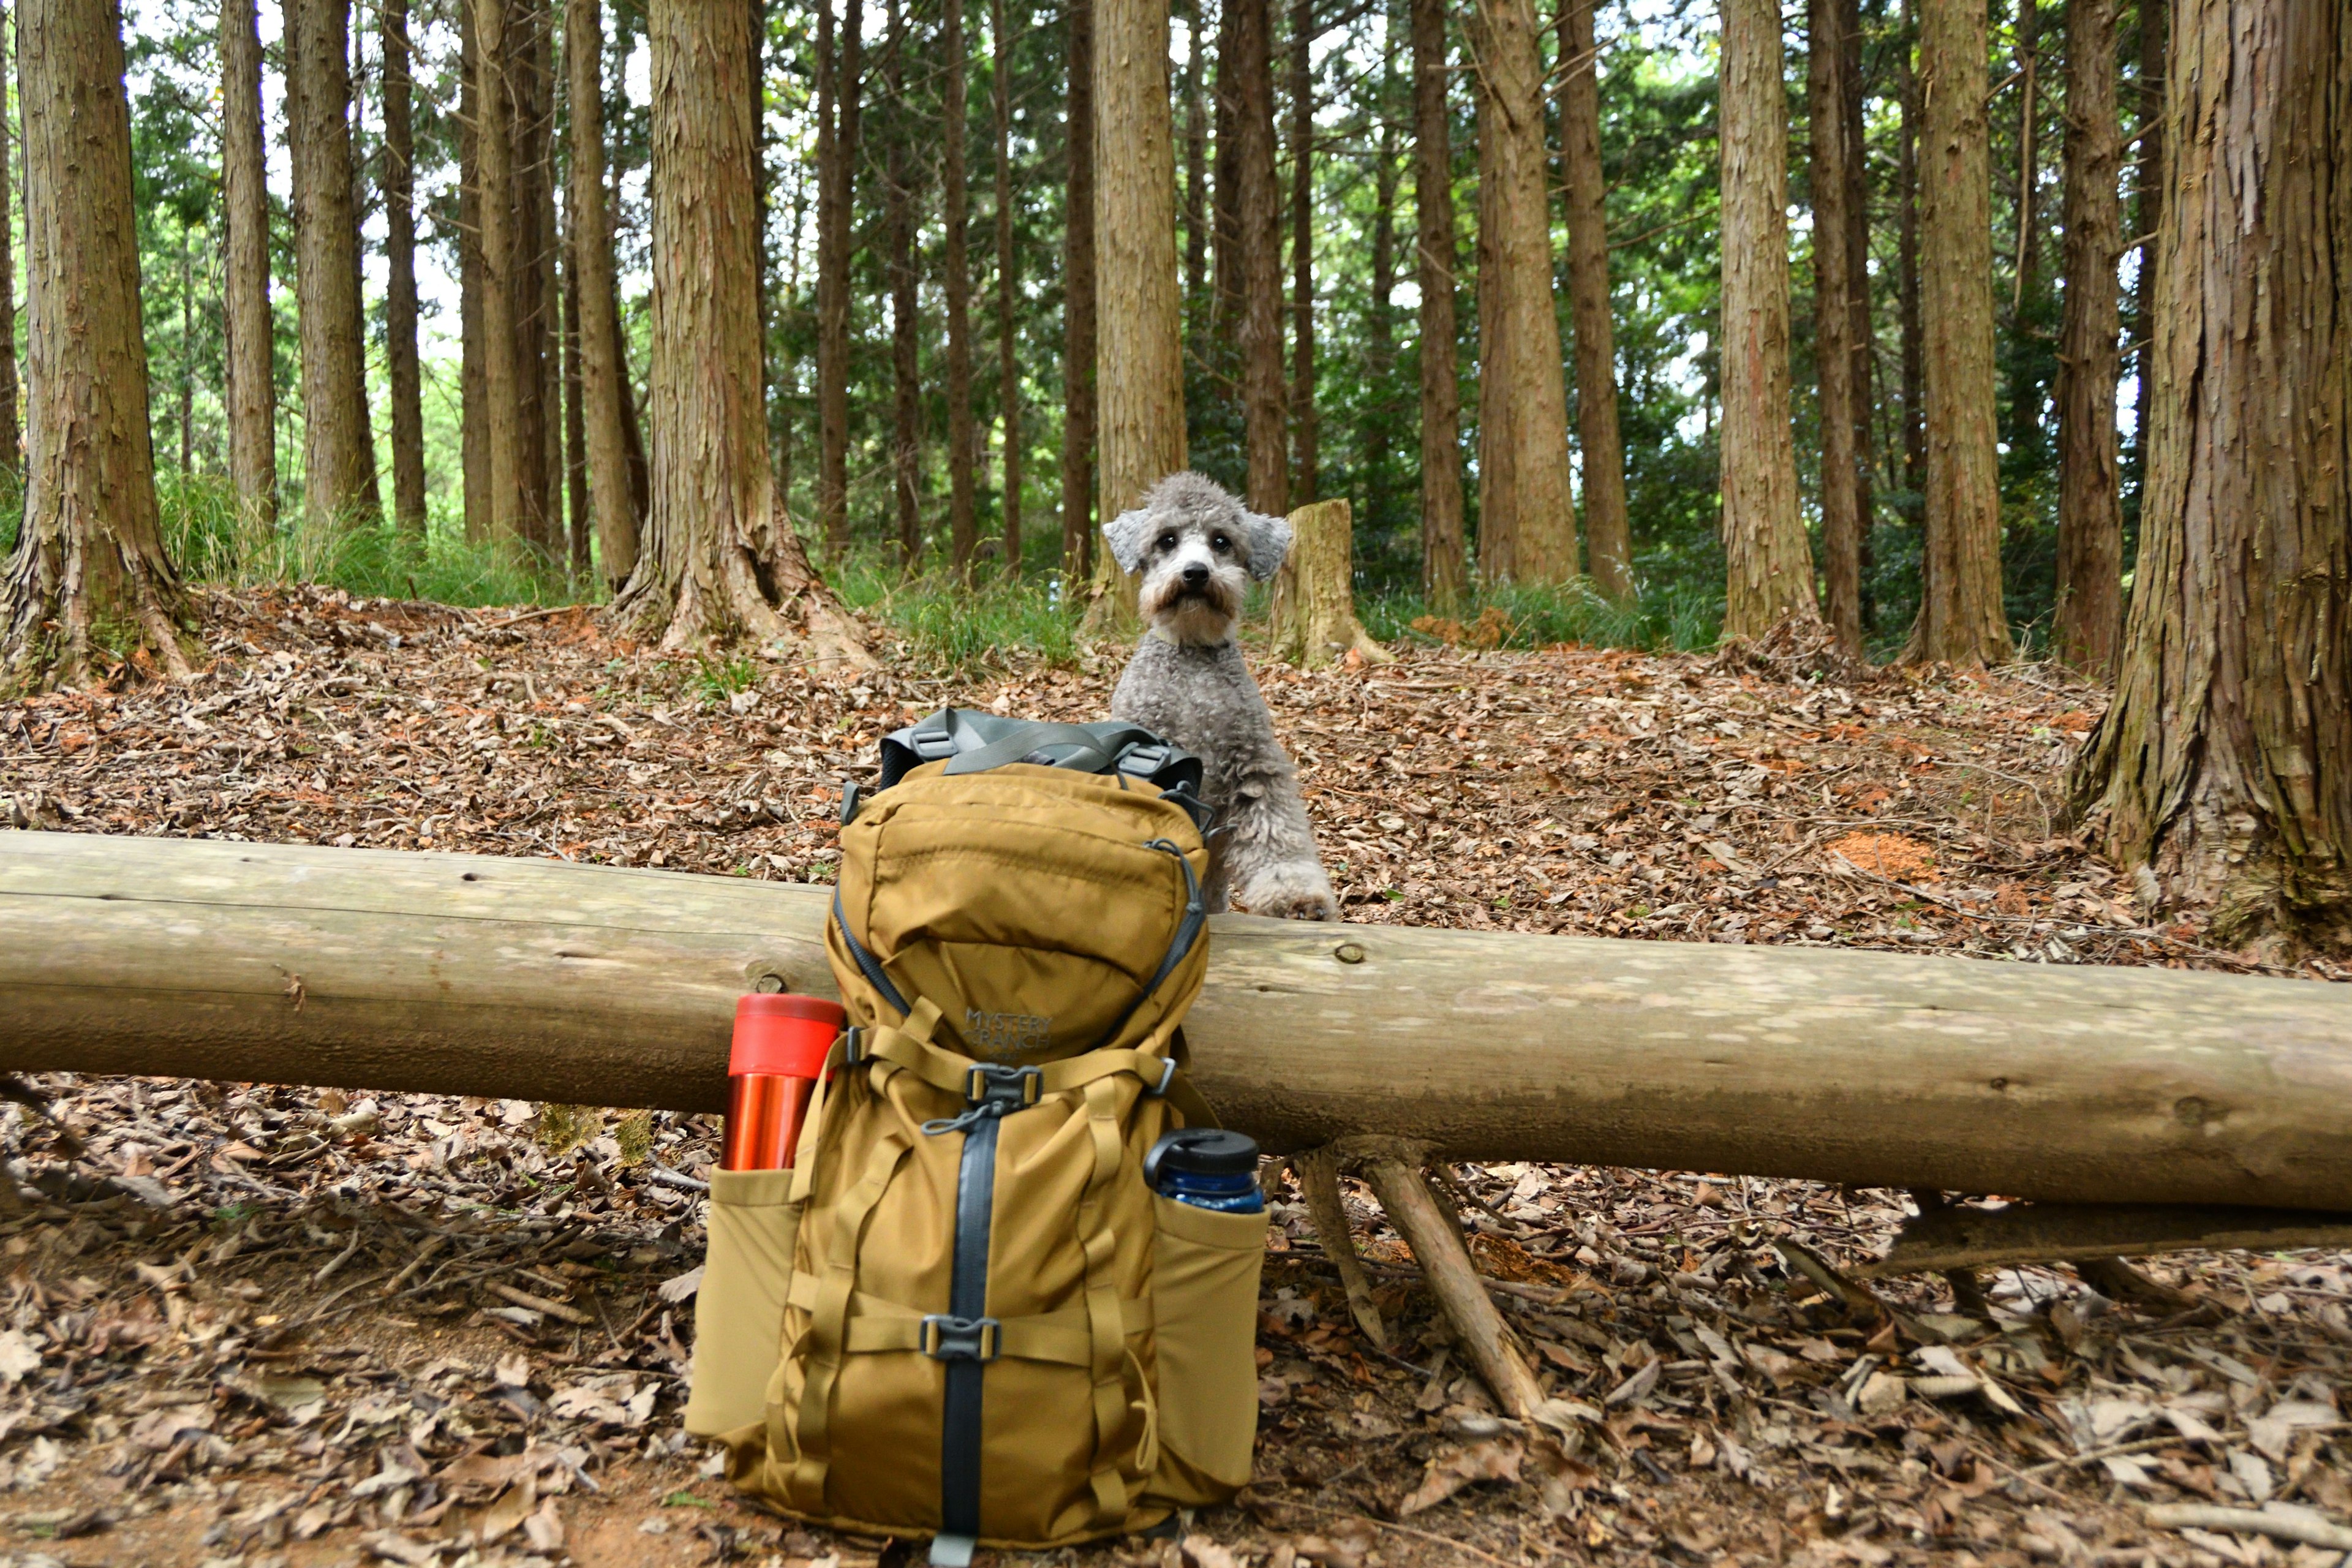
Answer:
[{"xmin": 1103, "ymin": 472, "xmax": 1340, "ymax": 922}]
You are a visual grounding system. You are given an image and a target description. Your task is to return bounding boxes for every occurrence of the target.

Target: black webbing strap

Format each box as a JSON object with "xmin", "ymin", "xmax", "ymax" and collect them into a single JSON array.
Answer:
[{"xmin": 937, "ymin": 1091, "xmax": 1005, "ymax": 1544}]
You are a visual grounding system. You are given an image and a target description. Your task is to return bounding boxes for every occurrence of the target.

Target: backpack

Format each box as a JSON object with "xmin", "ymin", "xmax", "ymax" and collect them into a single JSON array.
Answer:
[{"xmin": 685, "ymin": 712, "xmax": 1267, "ymax": 1561}]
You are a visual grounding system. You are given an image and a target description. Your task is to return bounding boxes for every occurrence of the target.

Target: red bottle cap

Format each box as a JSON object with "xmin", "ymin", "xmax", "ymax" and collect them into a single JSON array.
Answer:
[{"xmin": 731, "ymin": 993, "xmax": 846, "ymax": 1079}]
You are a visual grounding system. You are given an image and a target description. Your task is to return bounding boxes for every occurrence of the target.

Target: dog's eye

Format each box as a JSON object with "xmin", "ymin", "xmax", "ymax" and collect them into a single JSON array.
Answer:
[
  {"xmin": 1156, "ymin": 532, "xmax": 1178, "ymax": 552},
  {"xmin": 1210, "ymin": 533, "xmax": 1232, "ymax": 553}
]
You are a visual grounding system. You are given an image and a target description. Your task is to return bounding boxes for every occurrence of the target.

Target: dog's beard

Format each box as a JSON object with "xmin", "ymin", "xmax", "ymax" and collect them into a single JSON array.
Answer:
[{"xmin": 1144, "ymin": 581, "xmax": 1239, "ymax": 645}]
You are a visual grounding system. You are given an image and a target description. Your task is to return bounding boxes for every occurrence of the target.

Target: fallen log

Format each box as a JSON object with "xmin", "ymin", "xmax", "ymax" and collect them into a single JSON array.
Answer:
[{"xmin": 5, "ymin": 831, "xmax": 2352, "ymax": 1211}]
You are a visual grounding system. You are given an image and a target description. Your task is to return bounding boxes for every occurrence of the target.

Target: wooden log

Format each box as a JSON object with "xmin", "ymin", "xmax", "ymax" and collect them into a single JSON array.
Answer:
[
  {"xmin": 6, "ymin": 831, "xmax": 2352, "ymax": 1211},
  {"xmin": 1268, "ymin": 499, "xmax": 1393, "ymax": 668},
  {"xmin": 1859, "ymin": 1202, "xmax": 2352, "ymax": 1279}
]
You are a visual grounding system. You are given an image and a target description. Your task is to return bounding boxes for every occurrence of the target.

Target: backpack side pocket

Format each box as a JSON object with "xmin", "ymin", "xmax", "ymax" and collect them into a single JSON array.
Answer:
[
  {"xmin": 1146, "ymin": 1194, "xmax": 1267, "ymax": 1503},
  {"xmin": 685, "ymin": 1167, "xmax": 805, "ymax": 1438}
]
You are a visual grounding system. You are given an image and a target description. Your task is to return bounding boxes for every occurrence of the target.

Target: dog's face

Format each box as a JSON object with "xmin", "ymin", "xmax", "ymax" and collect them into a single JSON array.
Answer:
[{"xmin": 1102, "ymin": 473, "xmax": 1292, "ymax": 647}]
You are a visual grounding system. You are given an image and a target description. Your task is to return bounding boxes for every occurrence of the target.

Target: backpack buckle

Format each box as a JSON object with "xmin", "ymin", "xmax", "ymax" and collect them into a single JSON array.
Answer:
[
  {"xmin": 919, "ymin": 1314, "xmax": 1001, "ymax": 1363},
  {"xmin": 963, "ymin": 1063, "xmax": 1042, "ymax": 1110}
]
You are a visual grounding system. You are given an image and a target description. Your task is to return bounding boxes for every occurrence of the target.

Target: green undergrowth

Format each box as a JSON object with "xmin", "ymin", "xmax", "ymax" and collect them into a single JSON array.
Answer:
[
  {"xmin": 831, "ymin": 551, "xmax": 1082, "ymax": 672},
  {"xmin": 1360, "ymin": 574, "xmax": 1722, "ymax": 654}
]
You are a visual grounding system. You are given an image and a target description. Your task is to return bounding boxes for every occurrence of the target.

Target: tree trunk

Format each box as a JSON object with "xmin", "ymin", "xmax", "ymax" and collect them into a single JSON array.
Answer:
[
  {"xmin": 1808, "ymin": 0, "xmax": 1862, "ymax": 649},
  {"xmin": 885, "ymin": 0, "xmax": 921, "ymax": 570},
  {"xmin": 516, "ymin": 1, "xmax": 560, "ymax": 554},
  {"xmin": 0, "ymin": 0, "xmax": 190, "ymax": 687},
  {"xmin": 12, "ymin": 834, "xmax": 2352, "ymax": 1212},
  {"xmin": 2052, "ymin": 0, "xmax": 2122, "ymax": 676},
  {"xmin": 1839, "ymin": 0, "xmax": 1872, "ymax": 634},
  {"xmin": 179, "ymin": 234, "xmax": 194, "ymax": 477},
  {"xmin": 459, "ymin": 0, "xmax": 486, "ymax": 543},
  {"xmin": 1557, "ymin": 0, "xmax": 1629, "ymax": 598},
  {"xmin": 473, "ymin": 0, "xmax": 530, "ymax": 554},
  {"xmin": 382, "ymin": 0, "xmax": 427, "ymax": 538},
  {"xmin": 2128, "ymin": 0, "xmax": 2163, "ymax": 508},
  {"xmin": 0, "ymin": 4, "xmax": 13, "ymax": 480},
  {"xmin": 814, "ymin": 0, "xmax": 859, "ymax": 558},
  {"xmin": 1469, "ymin": 0, "xmax": 1577, "ymax": 584},
  {"xmin": 1287, "ymin": 0, "xmax": 1316, "ymax": 503},
  {"xmin": 283, "ymin": 0, "xmax": 380, "ymax": 530},
  {"xmin": 1896, "ymin": 0, "xmax": 1924, "ymax": 502},
  {"xmin": 2010, "ymin": 0, "xmax": 2040, "ymax": 317},
  {"xmin": 1474, "ymin": 72, "xmax": 1510, "ymax": 574},
  {"xmin": 219, "ymin": 0, "xmax": 274, "ymax": 527},
  {"xmin": 1270, "ymin": 499, "xmax": 1393, "ymax": 666},
  {"xmin": 943, "ymin": 0, "xmax": 978, "ymax": 575},
  {"xmin": 1365, "ymin": 40, "xmax": 1398, "ymax": 533},
  {"xmin": 992, "ymin": 0, "xmax": 1021, "ymax": 574},
  {"xmin": 1091, "ymin": 0, "xmax": 1185, "ymax": 560},
  {"xmin": 560, "ymin": 232, "xmax": 589, "ymax": 576},
  {"xmin": 1411, "ymin": 0, "xmax": 1464, "ymax": 610},
  {"xmin": 567, "ymin": 0, "xmax": 638, "ymax": 590},
  {"xmin": 1912, "ymin": 0, "xmax": 2008, "ymax": 664},
  {"xmin": 1718, "ymin": 0, "xmax": 1816, "ymax": 636},
  {"xmin": 2071, "ymin": 0, "xmax": 2350, "ymax": 952},
  {"xmin": 1231, "ymin": 0, "xmax": 1286, "ymax": 516},
  {"xmin": 1061, "ymin": 0, "xmax": 1098, "ymax": 585},
  {"xmin": 609, "ymin": 0, "xmax": 869, "ymax": 671},
  {"xmin": 1182, "ymin": 0, "xmax": 1207, "ymax": 317}
]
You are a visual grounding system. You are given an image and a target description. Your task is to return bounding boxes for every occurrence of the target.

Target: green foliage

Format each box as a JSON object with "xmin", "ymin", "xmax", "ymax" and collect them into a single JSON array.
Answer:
[
  {"xmin": 831, "ymin": 552, "xmax": 1080, "ymax": 672},
  {"xmin": 690, "ymin": 654, "xmax": 761, "ymax": 704},
  {"xmin": 1362, "ymin": 573, "xmax": 1720, "ymax": 654}
]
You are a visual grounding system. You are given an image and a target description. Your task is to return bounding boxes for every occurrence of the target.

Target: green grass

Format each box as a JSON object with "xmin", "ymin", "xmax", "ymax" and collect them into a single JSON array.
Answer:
[
  {"xmin": 831, "ymin": 550, "xmax": 1082, "ymax": 671},
  {"xmin": 1361, "ymin": 575, "xmax": 1722, "ymax": 654}
]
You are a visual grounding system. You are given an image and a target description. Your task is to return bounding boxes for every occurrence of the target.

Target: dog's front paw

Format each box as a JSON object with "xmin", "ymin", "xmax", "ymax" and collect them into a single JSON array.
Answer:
[{"xmin": 1237, "ymin": 862, "xmax": 1340, "ymax": 921}]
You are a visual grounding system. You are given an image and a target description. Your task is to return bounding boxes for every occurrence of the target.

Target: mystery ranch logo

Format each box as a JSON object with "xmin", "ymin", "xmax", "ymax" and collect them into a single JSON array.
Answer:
[{"xmin": 965, "ymin": 1008, "xmax": 1052, "ymax": 1060}]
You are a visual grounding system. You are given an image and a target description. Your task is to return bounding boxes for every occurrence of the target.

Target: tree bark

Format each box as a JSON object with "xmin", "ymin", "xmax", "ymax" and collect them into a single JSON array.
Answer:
[
  {"xmin": 943, "ymin": 0, "xmax": 978, "ymax": 575},
  {"xmin": 885, "ymin": 0, "xmax": 921, "ymax": 569},
  {"xmin": 1895, "ymin": 0, "xmax": 1924, "ymax": 502},
  {"xmin": 10, "ymin": 834, "xmax": 2352, "ymax": 1210},
  {"xmin": 609, "ymin": 0, "xmax": 870, "ymax": 669},
  {"xmin": 1839, "ymin": 0, "xmax": 1872, "ymax": 633},
  {"xmin": 219, "ymin": 0, "xmax": 274, "ymax": 528},
  {"xmin": 992, "ymin": 0, "xmax": 1021, "ymax": 573},
  {"xmin": 1469, "ymin": 0, "xmax": 1577, "ymax": 584},
  {"xmin": 1231, "ymin": 0, "xmax": 1287, "ymax": 516},
  {"xmin": 2128, "ymin": 0, "xmax": 2163, "ymax": 506},
  {"xmin": 1411, "ymin": 0, "xmax": 1464, "ymax": 610},
  {"xmin": 459, "ymin": 1, "xmax": 486, "ymax": 543},
  {"xmin": 1270, "ymin": 499, "xmax": 1392, "ymax": 666},
  {"xmin": 1718, "ymin": 0, "xmax": 1817, "ymax": 636},
  {"xmin": 1182, "ymin": 0, "xmax": 1207, "ymax": 317},
  {"xmin": 516, "ymin": 0, "xmax": 561, "ymax": 554},
  {"xmin": 560, "ymin": 230, "xmax": 589, "ymax": 576},
  {"xmin": 1061, "ymin": 0, "xmax": 1098, "ymax": 585},
  {"xmin": 283, "ymin": 0, "xmax": 381, "ymax": 530},
  {"xmin": 2071, "ymin": 0, "xmax": 2350, "ymax": 952},
  {"xmin": 1365, "ymin": 41, "xmax": 1398, "ymax": 532},
  {"xmin": 0, "ymin": 3, "xmax": 14, "ymax": 480},
  {"xmin": 1287, "ymin": 0, "xmax": 1316, "ymax": 503},
  {"xmin": 1809, "ymin": 0, "xmax": 1863, "ymax": 650},
  {"xmin": 0, "ymin": 0, "xmax": 191, "ymax": 687},
  {"xmin": 2010, "ymin": 0, "xmax": 2041, "ymax": 317},
  {"xmin": 814, "ymin": 0, "xmax": 860, "ymax": 558},
  {"xmin": 1557, "ymin": 0, "xmax": 1629, "ymax": 598},
  {"xmin": 1912, "ymin": 0, "xmax": 2008, "ymax": 664},
  {"xmin": 382, "ymin": 0, "xmax": 427, "ymax": 538},
  {"xmin": 2052, "ymin": 0, "xmax": 2122, "ymax": 676},
  {"xmin": 473, "ymin": 0, "xmax": 532, "ymax": 556},
  {"xmin": 1092, "ymin": 0, "xmax": 1186, "ymax": 557},
  {"xmin": 567, "ymin": 0, "xmax": 638, "ymax": 589}
]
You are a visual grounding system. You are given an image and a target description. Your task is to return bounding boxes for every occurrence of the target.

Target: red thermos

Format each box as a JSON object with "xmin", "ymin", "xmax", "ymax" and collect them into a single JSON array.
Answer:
[{"xmin": 722, "ymin": 993, "xmax": 846, "ymax": 1171}]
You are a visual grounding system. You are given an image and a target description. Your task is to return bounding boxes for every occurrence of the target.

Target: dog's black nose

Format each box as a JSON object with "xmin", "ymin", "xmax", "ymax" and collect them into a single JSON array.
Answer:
[{"xmin": 1182, "ymin": 561, "xmax": 1210, "ymax": 588}]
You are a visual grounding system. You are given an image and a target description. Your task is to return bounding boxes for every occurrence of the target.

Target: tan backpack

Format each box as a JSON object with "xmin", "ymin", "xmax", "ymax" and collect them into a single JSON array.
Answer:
[{"xmin": 685, "ymin": 717, "xmax": 1266, "ymax": 1561}]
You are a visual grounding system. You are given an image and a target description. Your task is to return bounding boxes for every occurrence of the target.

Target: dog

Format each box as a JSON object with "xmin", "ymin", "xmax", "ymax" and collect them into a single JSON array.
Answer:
[{"xmin": 1104, "ymin": 472, "xmax": 1340, "ymax": 921}]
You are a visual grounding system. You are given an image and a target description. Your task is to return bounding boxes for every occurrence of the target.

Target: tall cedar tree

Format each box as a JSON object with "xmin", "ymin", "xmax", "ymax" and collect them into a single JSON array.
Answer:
[
  {"xmin": 1410, "ymin": 0, "xmax": 1463, "ymax": 606},
  {"xmin": 1363, "ymin": 27, "xmax": 1398, "ymax": 530},
  {"xmin": 2129, "ymin": 0, "xmax": 2162, "ymax": 497},
  {"xmin": 1288, "ymin": 0, "xmax": 1316, "ymax": 502},
  {"xmin": 943, "ymin": 0, "xmax": 979, "ymax": 573},
  {"xmin": 516, "ymin": 2, "xmax": 560, "ymax": 552},
  {"xmin": 1061, "ymin": 0, "xmax": 1098, "ymax": 582},
  {"xmin": 283, "ymin": 0, "xmax": 380, "ymax": 529},
  {"xmin": 1894, "ymin": 0, "xmax": 1923, "ymax": 499},
  {"xmin": 1471, "ymin": 0, "xmax": 1576, "ymax": 583},
  {"xmin": 382, "ymin": 0, "xmax": 427, "ymax": 535},
  {"xmin": 815, "ymin": 0, "xmax": 861, "ymax": 556},
  {"xmin": 2052, "ymin": 0, "xmax": 2122, "ymax": 674},
  {"xmin": 1182, "ymin": 0, "xmax": 1207, "ymax": 314},
  {"xmin": 566, "ymin": 0, "xmax": 638, "ymax": 587},
  {"xmin": 884, "ymin": 0, "xmax": 920, "ymax": 567},
  {"xmin": 992, "ymin": 0, "xmax": 1022, "ymax": 570},
  {"xmin": 472, "ymin": 0, "xmax": 529, "ymax": 551},
  {"xmin": 0, "ymin": 2, "xmax": 13, "ymax": 477},
  {"xmin": 219, "ymin": 0, "xmax": 274, "ymax": 525},
  {"xmin": 459, "ymin": 3, "xmax": 485, "ymax": 540},
  {"xmin": 1089, "ymin": 0, "xmax": 1184, "ymax": 620},
  {"xmin": 560, "ymin": 238, "xmax": 587, "ymax": 573},
  {"xmin": 1, "ymin": 0, "xmax": 190, "ymax": 686},
  {"xmin": 1837, "ymin": 0, "xmax": 1869, "ymax": 630},
  {"xmin": 1230, "ymin": 0, "xmax": 1287, "ymax": 515},
  {"xmin": 1557, "ymin": 0, "xmax": 1629, "ymax": 596},
  {"xmin": 1807, "ymin": 0, "xmax": 1863, "ymax": 646},
  {"xmin": 2010, "ymin": 0, "xmax": 2040, "ymax": 315},
  {"xmin": 1913, "ymin": 0, "xmax": 2008, "ymax": 663},
  {"xmin": 2073, "ymin": 0, "xmax": 2350, "ymax": 949},
  {"xmin": 1717, "ymin": 0, "xmax": 1814, "ymax": 634}
]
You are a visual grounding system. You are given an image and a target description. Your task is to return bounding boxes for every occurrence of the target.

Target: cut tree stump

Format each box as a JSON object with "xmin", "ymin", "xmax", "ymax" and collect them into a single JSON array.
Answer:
[
  {"xmin": 7, "ymin": 833, "xmax": 2352, "ymax": 1218},
  {"xmin": 1269, "ymin": 499, "xmax": 1393, "ymax": 668}
]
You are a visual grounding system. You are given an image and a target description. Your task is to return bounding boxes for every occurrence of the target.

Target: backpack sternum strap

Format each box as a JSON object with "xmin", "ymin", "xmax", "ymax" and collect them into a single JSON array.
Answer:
[{"xmin": 785, "ymin": 1128, "xmax": 913, "ymax": 1515}]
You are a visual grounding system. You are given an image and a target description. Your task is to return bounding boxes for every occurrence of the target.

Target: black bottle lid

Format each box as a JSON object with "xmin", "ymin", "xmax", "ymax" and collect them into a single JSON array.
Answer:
[{"xmin": 1145, "ymin": 1128, "xmax": 1261, "ymax": 1185}]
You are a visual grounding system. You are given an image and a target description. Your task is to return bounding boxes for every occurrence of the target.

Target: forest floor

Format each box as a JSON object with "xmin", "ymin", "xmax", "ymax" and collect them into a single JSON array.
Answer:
[{"xmin": 0, "ymin": 584, "xmax": 2346, "ymax": 1568}]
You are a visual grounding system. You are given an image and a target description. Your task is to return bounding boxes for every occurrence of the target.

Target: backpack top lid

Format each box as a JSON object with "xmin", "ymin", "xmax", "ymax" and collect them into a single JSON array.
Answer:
[{"xmin": 870, "ymin": 708, "xmax": 1210, "ymax": 831}]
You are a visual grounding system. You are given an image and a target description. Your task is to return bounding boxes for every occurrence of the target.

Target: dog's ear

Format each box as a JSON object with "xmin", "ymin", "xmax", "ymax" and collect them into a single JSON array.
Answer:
[
  {"xmin": 1102, "ymin": 507, "xmax": 1155, "ymax": 575},
  {"xmin": 1242, "ymin": 511, "xmax": 1294, "ymax": 581}
]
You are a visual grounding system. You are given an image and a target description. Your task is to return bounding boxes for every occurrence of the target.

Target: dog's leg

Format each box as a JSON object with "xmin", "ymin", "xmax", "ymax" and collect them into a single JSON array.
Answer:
[{"xmin": 1220, "ymin": 766, "xmax": 1338, "ymax": 921}]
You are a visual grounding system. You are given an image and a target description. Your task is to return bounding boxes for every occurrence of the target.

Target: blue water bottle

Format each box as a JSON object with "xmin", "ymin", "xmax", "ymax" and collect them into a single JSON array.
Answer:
[{"xmin": 1145, "ymin": 1129, "xmax": 1265, "ymax": 1213}]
